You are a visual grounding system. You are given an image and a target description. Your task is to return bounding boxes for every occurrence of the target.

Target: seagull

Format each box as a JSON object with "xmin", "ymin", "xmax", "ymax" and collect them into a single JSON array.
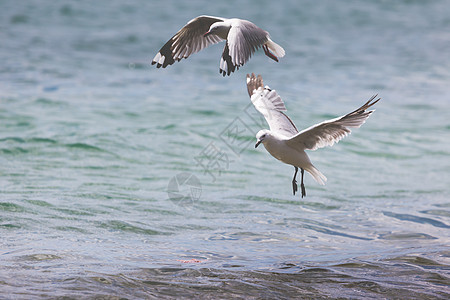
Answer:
[
  {"xmin": 247, "ymin": 73, "xmax": 379, "ymax": 198},
  {"xmin": 151, "ymin": 16, "xmax": 285, "ymax": 76}
]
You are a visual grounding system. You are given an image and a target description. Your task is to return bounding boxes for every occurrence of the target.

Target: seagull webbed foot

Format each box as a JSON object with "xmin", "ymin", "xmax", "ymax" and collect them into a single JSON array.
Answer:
[
  {"xmin": 300, "ymin": 182, "xmax": 306, "ymax": 198},
  {"xmin": 292, "ymin": 179, "xmax": 298, "ymax": 195},
  {"xmin": 292, "ymin": 166, "xmax": 299, "ymax": 195},
  {"xmin": 300, "ymin": 168, "xmax": 306, "ymax": 198}
]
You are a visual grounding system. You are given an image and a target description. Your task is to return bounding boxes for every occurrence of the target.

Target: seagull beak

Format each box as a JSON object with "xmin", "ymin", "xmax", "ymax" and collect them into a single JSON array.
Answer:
[
  {"xmin": 203, "ymin": 31, "xmax": 211, "ymax": 37},
  {"xmin": 255, "ymin": 141, "xmax": 261, "ymax": 148}
]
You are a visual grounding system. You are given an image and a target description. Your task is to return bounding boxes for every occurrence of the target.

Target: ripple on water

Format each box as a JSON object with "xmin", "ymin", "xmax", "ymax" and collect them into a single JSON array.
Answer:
[
  {"xmin": 18, "ymin": 254, "xmax": 62, "ymax": 261},
  {"xmin": 53, "ymin": 226, "xmax": 90, "ymax": 234},
  {"xmin": 98, "ymin": 220, "xmax": 168, "ymax": 236},
  {"xmin": 387, "ymin": 255, "xmax": 448, "ymax": 267},
  {"xmin": 383, "ymin": 211, "xmax": 450, "ymax": 229},
  {"xmin": 65, "ymin": 142, "xmax": 109, "ymax": 152},
  {"xmin": 0, "ymin": 147, "xmax": 29, "ymax": 155},
  {"xmin": 420, "ymin": 209, "xmax": 450, "ymax": 218},
  {"xmin": 0, "ymin": 202, "xmax": 27, "ymax": 212},
  {"xmin": 238, "ymin": 195, "xmax": 340, "ymax": 210},
  {"xmin": 378, "ymin": 232, "xmax": 437, "ymax": 240},
  {"xmin": 25, "ymin": 199, "xmax": 54, "ymax": 207}
]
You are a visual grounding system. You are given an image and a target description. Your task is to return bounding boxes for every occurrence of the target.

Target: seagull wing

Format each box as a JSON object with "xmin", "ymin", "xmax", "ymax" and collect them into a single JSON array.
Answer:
[
  {"xmin": 286, "ymin": 95, "xmax": 380, "ymax": 151},
  {"xmin": 246, "ymin": 73, "xmax": 299, "ymax": 137},
  {"xmin": 220, "ymin": 20, "xmax": 269, "ymax": 76},
  {"xmin": 152, "ymin": 15, "xmax": 226, "ymax": 68}
]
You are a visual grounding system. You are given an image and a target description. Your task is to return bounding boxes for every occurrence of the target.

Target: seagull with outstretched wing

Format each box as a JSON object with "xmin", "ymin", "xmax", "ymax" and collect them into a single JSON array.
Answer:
[
  {"xmin": 247, "ymin": 73, "xmax": 379, "ymax": 198},
  {"xmin": 152, "ymin": 16, "xmax": 285, "ymax": 76}
]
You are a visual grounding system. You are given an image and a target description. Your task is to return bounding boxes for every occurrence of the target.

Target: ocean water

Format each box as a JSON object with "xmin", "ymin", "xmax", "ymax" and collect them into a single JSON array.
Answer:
[{"xmin": 1, "ymin": 0, "xmax": 449, "ymax": 298}]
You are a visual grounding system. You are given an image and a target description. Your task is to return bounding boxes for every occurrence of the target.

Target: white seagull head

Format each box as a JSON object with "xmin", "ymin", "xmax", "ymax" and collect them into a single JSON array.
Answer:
[
  {"xmin": 255, "ymin": 129, "xmax": 271, "ymax": 148},
  {"xmin": 204, "ymin": 21, "xmax": 230, "ymax": 38}
]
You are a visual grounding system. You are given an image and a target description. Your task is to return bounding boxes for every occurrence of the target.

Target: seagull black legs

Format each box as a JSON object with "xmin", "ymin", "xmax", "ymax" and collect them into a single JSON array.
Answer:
[
  {"xmin": 292, "ymin": 167, "xmax": 298, "ymax": 195},
  {"xmin": 292, "ymin": 166, "xmax": 307, "ymax": 198},
  {"xmin": 300, "ymin": 168, "xmax": 306, "ymax": 198}
]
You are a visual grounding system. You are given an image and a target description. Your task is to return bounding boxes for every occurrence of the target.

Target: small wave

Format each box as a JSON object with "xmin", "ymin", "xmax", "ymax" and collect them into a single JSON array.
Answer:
[
  {"xmin": 241, "ymin": 195, "xmax": 340, "ymax": 210},
  {"xmin": 17, "ymin": 254, "xmax": 62, "ymax": 261},
  {"xmin": 332, "ymin": 262, "xmax": 380, "ymax": 269},
  {"xmin": 0, "ymin": 223, "xmax": 22, "ymax": 229},
  {"xmin": 35, "ymin": 97, "xmax": 62, "ymax": 105},
  {"xmin": 0, "ymin": 137, "xmax": 59, "ymax": 156},
  {"xmin": 28, "ymin": 137, "xmax": 57, "ymax": 144},
  {"xmin": 383, "ymin": 211, "xmax": 450, "ymax": 229},
  {"xmin": 0, "ymin": 202, "xmax": 27, "ymax": 212},
  {"xmin": 388, "ymin": 255, "xmax": 446, "ymax": 267},
  {"xmin": 189, "ymin": 109, "xmax": 223, "ymax": 116},
  {"xmin": 378, "ymin": 232, "xmax": 437, "ymax": 240},
  {"xmin": 98, "ymin": 220, "xmax": 167, "ymax": 235},
  {"xmin": 25, "ymin": 200, "xmax": 54, "ymax": 207},
  {"xmin": 156, "ymin": 124, "xmax": 176, "ymax": 130},
  {"xmin": 55, "ymin": 208, "xmax": 95, "ymax": 216},
  {"xmin": 54, "ymin": 226, "xmax": 90, "ymax": 234},
  {"xmin": 0, "ymin": 137, "xmax": 25, "ymax": 143},
  {"xmin": 350, "ymin": 150, "xmax": 418, "ymax": 159},
  {"xmin": 65, "ymin": 143, "xmax": 106, "ymax": 152},
  {"xmin": 0, "ymin": 147, "xmax": 28, "ymax": 155},
  {"xmin": 420, "ymin": 209, "xmax": 450, "ymax": 217},
  {"xmin": 300, "ymin": 223, "xmax": 372, "ymax": 241},
  {"xmin": 0, "ymin": 136, "xmax": 57, "ymax": 144}
]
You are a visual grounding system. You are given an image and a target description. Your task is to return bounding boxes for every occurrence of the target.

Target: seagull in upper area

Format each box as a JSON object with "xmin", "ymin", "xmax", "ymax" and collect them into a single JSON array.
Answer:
[
  {"xmin": 247, "ymin": 73, "xmax": 380, "ymax": 198},
  {"xmin": 151, "ymin": 16, "xmax": 285, "ymax": 76}
]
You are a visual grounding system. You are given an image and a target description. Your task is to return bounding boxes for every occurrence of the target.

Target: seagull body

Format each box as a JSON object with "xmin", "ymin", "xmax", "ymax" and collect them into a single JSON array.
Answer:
[
  {"xmin": 152, "ymin": 16, "xmax": 285, "ymax": 76},
  {"xmin": 247, "ymin": 73, "xmax": 379, "ymax": 197}
]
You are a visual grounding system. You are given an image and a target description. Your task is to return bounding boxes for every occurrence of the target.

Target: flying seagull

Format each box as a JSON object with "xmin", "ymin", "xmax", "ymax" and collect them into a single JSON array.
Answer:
[
  {"xmin": 152, "ymin": 16, "xmax": 285, "ymax": 76},
  {"xmin": 247, "ymin": 73, "xmax": 379, "ymax": 198}
]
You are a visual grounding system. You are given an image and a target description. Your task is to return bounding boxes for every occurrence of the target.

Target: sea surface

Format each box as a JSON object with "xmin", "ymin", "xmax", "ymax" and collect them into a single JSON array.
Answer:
[{"xmin": 1, "ymin": 0, "xmax": 449, "ymax": 299}]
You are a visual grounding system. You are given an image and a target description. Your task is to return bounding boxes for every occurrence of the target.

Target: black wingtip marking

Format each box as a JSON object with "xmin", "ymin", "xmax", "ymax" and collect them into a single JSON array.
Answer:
[
  {"xmin": 153, "ymin": 37, "xmax": 177, "ymax": 69},
  {"xmin": 220, "ymin": 43, "xmax": 237, "ymax": 76},
  {"xmin": 344, "ymin": 94, "xmax": 381, "ymax": 118}
]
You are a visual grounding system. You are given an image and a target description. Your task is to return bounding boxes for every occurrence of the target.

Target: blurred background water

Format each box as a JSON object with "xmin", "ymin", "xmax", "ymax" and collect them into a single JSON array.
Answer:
[{"xmin": 1, "ymin": 0, "xmax": 449, "ymax": 298}]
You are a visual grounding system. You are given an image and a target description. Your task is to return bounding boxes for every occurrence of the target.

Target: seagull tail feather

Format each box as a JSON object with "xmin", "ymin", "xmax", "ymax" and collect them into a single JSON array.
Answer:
[
  {"xmin": 306, "ymin": 165, "xmax": 327, "ymax": 186},
  {"xmin": 266, "ymin": 39, "xmax": 285, "ymax": 58}
]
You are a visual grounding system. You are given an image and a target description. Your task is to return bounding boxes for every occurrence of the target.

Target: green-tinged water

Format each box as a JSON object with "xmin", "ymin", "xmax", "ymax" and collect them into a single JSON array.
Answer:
[{"xmin": 1, "ymin": 0, "xmax": 449, "ymax": 298}]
